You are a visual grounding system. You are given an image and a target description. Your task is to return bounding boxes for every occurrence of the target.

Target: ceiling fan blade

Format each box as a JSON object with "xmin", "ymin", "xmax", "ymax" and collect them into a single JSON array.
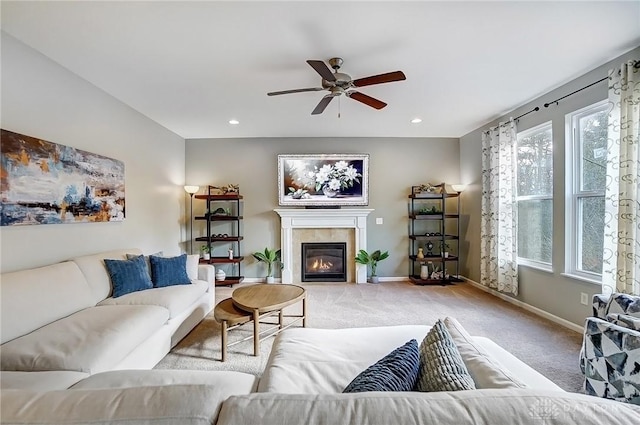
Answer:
[
  {"xmin": 311, "ymin": 95, "xmax": 334, "ymax": 115},
  {"xmin": 353, "ymin": 71, "xmax": 406, "ymax": 87},
  {"xmin": 267, "ymin": 87, "xmax": 324, "ymax": 96},
  {"xmin": 347, "ymin": 91, "xmax": 387, "ymax": 110},
  {"xmin": 307, "ymin": 60, "xmax": 336, "ymax": 82}
]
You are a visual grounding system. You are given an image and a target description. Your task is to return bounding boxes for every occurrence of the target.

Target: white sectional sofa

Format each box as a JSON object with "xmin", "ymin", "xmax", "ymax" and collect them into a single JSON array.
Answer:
[
  {"xmin": 2, "ymin": 263, "xmax": 640, "ymax": 424},
  {"xmin": 0, "ymin": 248, "xmax": 216, "ymax": 390}
]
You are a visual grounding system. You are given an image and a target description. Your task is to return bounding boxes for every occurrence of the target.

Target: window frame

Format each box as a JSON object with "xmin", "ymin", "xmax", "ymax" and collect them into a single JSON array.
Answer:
[
  {"xmin": 515, "ymin": 121, "xmax": 554, "ymax": 269},
  {"xmin": 564, "ymin": 99, "xmax": 608, "ymax": 283}
]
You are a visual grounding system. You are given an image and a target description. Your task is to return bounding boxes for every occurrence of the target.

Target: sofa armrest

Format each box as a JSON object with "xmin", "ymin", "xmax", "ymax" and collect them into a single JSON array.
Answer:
[
  {"xmin": 582, "ymin": 317, "xmax": 640, "ymax": 404},
  {"xmin": 592, "ymin": 294, "xmax": 610, "ymax": 319},
  {"xmin": 198, "ymin": 264, "xmax": 215, "ymax": 285}
]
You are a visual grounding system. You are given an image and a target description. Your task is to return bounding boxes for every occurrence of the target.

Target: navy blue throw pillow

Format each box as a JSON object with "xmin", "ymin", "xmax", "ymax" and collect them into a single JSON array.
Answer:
[
  {"xmin": 343, "ymin": 339, "xmax": 420, "ymax": 393},
  {"xmin": 149, "ymin": 254, "xmax": 191, "ymax": 287},
  {"xmin": 104, "ymin": 255, "xmax": 154, "ymax": 298}
]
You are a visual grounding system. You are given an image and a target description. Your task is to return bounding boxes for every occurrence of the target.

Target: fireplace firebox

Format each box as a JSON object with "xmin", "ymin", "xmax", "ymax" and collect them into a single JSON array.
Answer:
[{"xmin": 301, "ymin": 242, "xmax": 347, "ymax": 282}]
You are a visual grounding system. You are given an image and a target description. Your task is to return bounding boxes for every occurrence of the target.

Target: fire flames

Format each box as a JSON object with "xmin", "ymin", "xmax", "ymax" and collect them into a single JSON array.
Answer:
[{"xmin": 310, "ymin": 258, "xmax": 333, "ymax": 272}]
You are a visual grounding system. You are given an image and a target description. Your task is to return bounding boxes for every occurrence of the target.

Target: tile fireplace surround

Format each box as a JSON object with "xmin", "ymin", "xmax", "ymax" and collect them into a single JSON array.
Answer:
[{"xmin": 274, "ymin": 209, "xmax": 373, "ymax": 284}]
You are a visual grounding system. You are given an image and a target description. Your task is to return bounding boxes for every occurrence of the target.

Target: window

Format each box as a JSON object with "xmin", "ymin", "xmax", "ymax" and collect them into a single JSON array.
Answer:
[
  {"xmin": 566, "ymin": 101, "xmax": 608, "ymax": 280},
  {"xmin": 516, "ymin": 122, "xmax": 553, "ymax": 266}
]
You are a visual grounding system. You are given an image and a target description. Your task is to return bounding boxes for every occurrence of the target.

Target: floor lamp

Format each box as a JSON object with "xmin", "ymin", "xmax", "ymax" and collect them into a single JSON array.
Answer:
[{"xmin": 184, "ymin": 185, "xmax": 199, "ymax": 254}]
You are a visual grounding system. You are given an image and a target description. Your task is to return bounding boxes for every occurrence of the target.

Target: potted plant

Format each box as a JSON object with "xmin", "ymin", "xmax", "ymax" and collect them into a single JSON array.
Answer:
[
  {"xmin": 439, "ymin": 242, "xmax": 451, "ymax": 258},
  {"xmin": 252, "ymin": 247, "xmax": 282, "ymax": 284},
  {"xmin": 354, "ymin": 249, "xmax": 389, "ymax": 284},
  {"xmin": 200, "ymin": 245, "xmax": 210, "ymax": 261}
]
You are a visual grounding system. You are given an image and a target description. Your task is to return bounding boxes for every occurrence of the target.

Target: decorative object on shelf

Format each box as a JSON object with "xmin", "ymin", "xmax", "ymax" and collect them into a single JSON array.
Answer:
[
  {"xmin": 278, "ymin": 154, "xmax": 369, "ymax": 207},
  {"xmin": 252, "ymin": 247, "xmax": 282, "ymax": 284},
  {"xmin": 211, "ymin": 207, "xmax": 229, "ymax": 216},
  {"xmin": 354, "ymin": 249, "xmax": 390, "ymax": 284},
  {"xmin": 223, "ymin": 184, "xmax": 239, "ymax": 194},
  {"xmin": 440, "ymin": 241, "xmax": 451, "ymax": 258},
  {"xmin": 200, "ymin": 245, "xmax": 210, "ymax": 261},
  {"xmin": 418, "ymin": 183, "xmax": 440, "ymax": 194},
  {"xmin": 216, "ymin": 269, "xmax": 226, "ymax": 282},
  {"xmin": 184, "ymin": 185, "xmax": 199, "ymax": 254},
  {"xmin": 228, "ymin": 248, "xmax": 234, "ymax": 260},
  {"xmin": 1, "ymin": 129, "xmax": 125, "ymax": 226},
  {"xmin": 417, "ymin": 247, "xmax": 425, "ymax": 259},
  {"xmin": 418, "ymin": 206, "xmax": 440, "ymax": 215},
  {"xmin": 420, "ymin": 264, "xmax": 430, "ymax": 280},
  {"xmin": 426, "ymin": 241, "xmax": 434, "ymax": 255}
]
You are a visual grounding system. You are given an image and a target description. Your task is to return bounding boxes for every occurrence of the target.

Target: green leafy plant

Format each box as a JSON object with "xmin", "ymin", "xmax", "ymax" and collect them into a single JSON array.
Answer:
[
  {"xmin": 354, "ymin": 249, "xmax": 389, "ymax": 277},
  {"xmin": 200, "ymin": 245, "xmax": 210, "ymax": 254},
  {"xmin": 252, "ymin": 247, "xmax": 282, "ymax": 277}
]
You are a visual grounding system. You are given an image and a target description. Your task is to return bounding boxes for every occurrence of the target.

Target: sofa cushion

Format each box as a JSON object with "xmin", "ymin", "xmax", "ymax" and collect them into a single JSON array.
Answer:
[
  {"xmin": 0, "ymin": 305, "xmax": 169, "ymax": 374},
  {"xmin": 0, "ymin": 371, "xmax": 89, "ymax": 391},
  {"xmin": 1, "ymin": 385, "xmax": 228, "ymax": 425},
  {"xmin": 217, "ymin": 390, "xmax": 640, "ymax": 425},
  {"xmin": 607, "ymin": 313, "xmax": 640, "ymax": 331},
  {"xmin": 98, "ymin": 281, "xmax": 209, "ymax": 319},
  {"xmin": 0, "ymin": 261, "xmax": 94, "ymax": 344},
  {"xmin": 258, "ymin": 325, "xmax": 432, "ymax": 393},
  {"xmin": 71, "ymin": 248, "xmax": 143, "ymax": 304},
  {"xmin": 415, "ymin": 320, "xmax": 476, "ymax": 392},
  {"xmin": 343, "ymin": 339, "xmax": 419, "ymax": 393},
  {"xmin": 606, "ymin": 293, "xmax": 640, "ymax": 318},
  {"xmin": 443, "ymin": 317, "xmax": 526, "ymax": 389},
  {"xmin": 70, "ymin": 369, "xmax": 258, "ymax": 393},
  {"xmin": 149, "ymin": 254, "xmax": 191, "ymax": 287},
  {"xmin": 104, "ymin": 255, "xmax": 154, "ymax": 298}
]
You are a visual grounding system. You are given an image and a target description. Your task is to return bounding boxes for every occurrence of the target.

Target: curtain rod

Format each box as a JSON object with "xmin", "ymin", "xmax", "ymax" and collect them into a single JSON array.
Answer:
[
  {"xmin": 543, "ymin": 77, "xmax": 608, "ymax": 108},
  {"xmin": 483, "ymin": 59, "xmax": 638, "ymax": 134}
]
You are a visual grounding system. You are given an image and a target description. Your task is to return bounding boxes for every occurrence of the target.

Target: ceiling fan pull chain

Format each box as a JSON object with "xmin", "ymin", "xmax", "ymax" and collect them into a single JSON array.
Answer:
[{"xmin": 338, "ymin": 96, "xmax": 341, "ymax": 118}]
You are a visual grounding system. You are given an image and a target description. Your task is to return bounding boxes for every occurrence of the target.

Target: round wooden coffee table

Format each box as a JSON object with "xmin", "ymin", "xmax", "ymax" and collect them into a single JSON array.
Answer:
[{"xmin": 232, "ymin": 284, "xmax": 306, "ymax": 356}]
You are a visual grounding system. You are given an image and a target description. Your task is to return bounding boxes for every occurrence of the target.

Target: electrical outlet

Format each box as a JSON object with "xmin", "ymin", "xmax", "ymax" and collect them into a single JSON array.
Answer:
[
  {"xmin": 376, "ymin": 217, "xmax": 383, "ymax": 225},
  {"xmin": 580, "ymin": 293, "xmax": 589, "ymax": 306}
]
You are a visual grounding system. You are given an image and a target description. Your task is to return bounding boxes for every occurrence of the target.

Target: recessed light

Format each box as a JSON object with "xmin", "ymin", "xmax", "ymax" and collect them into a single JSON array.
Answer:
[
  {"xmin": 411, "ymin": 118, "xmax": 422, "ymax": 124},
  {"xmin": 229, "ymin": 119, "xmax": 240, "ymax": 125}
]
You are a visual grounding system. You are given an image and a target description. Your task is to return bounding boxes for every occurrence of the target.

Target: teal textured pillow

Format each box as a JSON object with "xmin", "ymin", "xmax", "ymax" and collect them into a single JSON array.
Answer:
[
  {"xmin": 343, "ymin": 339, "xmax": 420, "ymax": 393},
  {"xmin": 104, "ymin": 255, "xmax": 153, "ymax": 298},
  {"xmin": 149, "ymin": 254, "xmax": 191, "ymax": 287},
  {"xmin": 415, "ymin": 319, "xmax": 476, "ymax": 392}
]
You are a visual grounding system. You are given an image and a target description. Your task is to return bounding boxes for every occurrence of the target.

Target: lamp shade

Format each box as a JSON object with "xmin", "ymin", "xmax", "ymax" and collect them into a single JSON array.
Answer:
[
  {"xmin": 451, "ymin": 184, "xmax": 466, "ymax": 193},
  {"xmin": 184, "ymin": 185, "xmax": 199, "ymax": 194}
]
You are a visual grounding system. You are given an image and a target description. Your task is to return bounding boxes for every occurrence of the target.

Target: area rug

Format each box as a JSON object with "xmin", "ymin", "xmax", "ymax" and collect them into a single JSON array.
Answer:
[{"xmin": 155, "ymin": 281, "xmax": 585, "ymax": 392}]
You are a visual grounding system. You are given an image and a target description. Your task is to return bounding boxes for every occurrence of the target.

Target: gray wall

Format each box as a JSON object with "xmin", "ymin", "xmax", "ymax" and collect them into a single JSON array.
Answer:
[
  {"xmin": 459, "ymin": 46, "xmax": 640, "ymax": 326},
  {"xmin": 185, "ymin": 137, "xmax": 460, "ymax": 279},
  {"xmin": 0, "ymin": 33, "xmax": 187, "ymax": 272}
]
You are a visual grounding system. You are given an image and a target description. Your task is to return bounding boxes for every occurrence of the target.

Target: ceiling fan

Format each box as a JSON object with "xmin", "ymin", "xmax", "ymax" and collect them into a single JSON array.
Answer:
[{"xmin": 267, "ymin": 57, "xmax": 406, "ymax": 115}]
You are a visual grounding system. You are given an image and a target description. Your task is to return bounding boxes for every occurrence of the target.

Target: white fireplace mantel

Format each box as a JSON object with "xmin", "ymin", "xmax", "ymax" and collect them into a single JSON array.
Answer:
[{"xmin": 274, "ymin": 208, "xmax": 374, "ymax": 284}]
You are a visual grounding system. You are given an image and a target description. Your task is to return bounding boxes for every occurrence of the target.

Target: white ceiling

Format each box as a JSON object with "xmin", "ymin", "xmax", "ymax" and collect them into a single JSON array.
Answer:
[{"xmin": 2, "ymin": 1, "xmax": 639, "ymax": 139}]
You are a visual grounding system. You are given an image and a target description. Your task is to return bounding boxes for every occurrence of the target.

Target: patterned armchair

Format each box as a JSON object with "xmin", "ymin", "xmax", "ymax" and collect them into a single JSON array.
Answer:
[{"xmin": 580, "ymin": 293, "xmax": 640, "ymax": 405}]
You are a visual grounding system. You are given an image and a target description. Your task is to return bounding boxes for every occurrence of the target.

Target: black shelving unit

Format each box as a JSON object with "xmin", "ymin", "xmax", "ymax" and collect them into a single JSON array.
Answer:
[
  {"xmin": 194, "ymin": 186, "xmax": 244, "ymax": 286},
  {"xmin": 408, "ymin": 183, "xmax": 462, "ymax": 285}
]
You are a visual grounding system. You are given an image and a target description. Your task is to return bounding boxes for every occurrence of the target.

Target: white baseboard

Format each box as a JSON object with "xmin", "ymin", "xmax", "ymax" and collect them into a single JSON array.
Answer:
[{"xmin": 463, "ymin": 277, "xmax": 583, "ymax": 333}]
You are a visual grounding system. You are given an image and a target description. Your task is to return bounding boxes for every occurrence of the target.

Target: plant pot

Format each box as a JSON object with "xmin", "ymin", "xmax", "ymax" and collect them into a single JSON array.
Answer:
[
  {"xmin": 266, "ymin": 276, "xmax": 275, "ymax": 284},
  {"xmin": 420, "ymin": 265, "xmax": 430, "ymax": 280},
  {"xmin": 322, "ymin": 186, "xmax": 339, "ymax": 198},
  {"xmin": 202, "ymin": 253, "xmax": 210, "ymax": 261},
  {"xmin": 369, "ymin": 275, "xmax": 380, "ymax": 284}
]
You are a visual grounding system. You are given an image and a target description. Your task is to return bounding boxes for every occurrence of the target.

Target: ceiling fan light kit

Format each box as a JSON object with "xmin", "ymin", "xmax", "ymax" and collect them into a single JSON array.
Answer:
[{"xmin": 267, "ymin": 57, "xmax": 406, "ymax": 115}]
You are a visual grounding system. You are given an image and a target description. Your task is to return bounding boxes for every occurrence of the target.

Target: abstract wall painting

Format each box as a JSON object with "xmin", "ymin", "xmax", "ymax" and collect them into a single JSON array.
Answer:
[{"xmin": 1, "ymin": 129, "xmax": 125, "ymax": 226}]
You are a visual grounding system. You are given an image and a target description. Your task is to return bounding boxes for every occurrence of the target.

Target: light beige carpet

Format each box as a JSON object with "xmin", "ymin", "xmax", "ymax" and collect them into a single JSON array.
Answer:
[{"xmin": 155, "ymin": 281, "xmax": 585, "ymax": 392}]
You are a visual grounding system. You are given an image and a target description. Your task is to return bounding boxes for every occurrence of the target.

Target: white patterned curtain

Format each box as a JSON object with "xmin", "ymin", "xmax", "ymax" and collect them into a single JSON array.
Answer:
[
  {"xmin": 480, "ymin": 119, "xmax": 519, "ymax": 295},
  {"xmin": 602, "ymin": 60, "xmax": 640, "ymax": 296}
]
